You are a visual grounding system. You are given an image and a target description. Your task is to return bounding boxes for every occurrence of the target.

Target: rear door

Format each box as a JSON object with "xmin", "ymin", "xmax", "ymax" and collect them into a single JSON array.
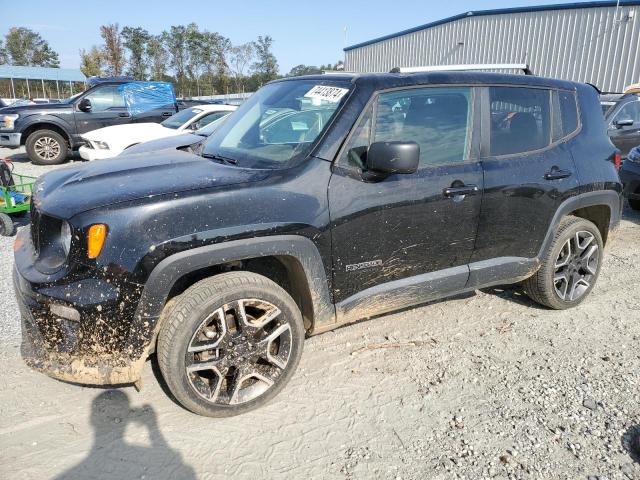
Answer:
[
  {"xmin": 470, "ymin": 86, "xmax": 580, "ymax": 278},
  {"xmin": 74, "ymin": 85, "xmax": 132, "ymax": 135},
  {"xmin": 329, "ymin": 86, "xmax": 483, "ymax": 304},
  {"xmin": 607, "ymin": 98, "xmax": 640, "ymax": 157}
]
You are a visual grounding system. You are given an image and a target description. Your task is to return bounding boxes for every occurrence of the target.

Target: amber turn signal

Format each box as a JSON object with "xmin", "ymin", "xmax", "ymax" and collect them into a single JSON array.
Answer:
[{"xmin": 87, "ymin": 224, "xmax": 107, "ymax": 259}]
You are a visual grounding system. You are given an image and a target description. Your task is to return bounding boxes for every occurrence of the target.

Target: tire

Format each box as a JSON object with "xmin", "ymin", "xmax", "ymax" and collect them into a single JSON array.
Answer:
[
  {"xmin": 629, "ymin": 198, "xmax": 640, "ymax": 211},
  {"xmin": 25, "ymin": 129, "xmax": 69, "ymax": 165},
  {"xmin": 157, "ymin": 271, "xmax": 305, "ymax": 417},
  {"xmin": 0, "ymin": 213, "xmax": 14, "ymax": 236},
  {"xmin": 524, "ymin": 216, "xmax": 603, "ymax": 309}
]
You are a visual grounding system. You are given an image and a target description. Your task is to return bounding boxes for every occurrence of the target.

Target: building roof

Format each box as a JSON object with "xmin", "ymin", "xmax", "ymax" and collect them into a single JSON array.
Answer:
[
  {"xmin": 0, "ymin": 65, "xmax": 86, "ymax": 82},
  {"xmin": 344, "ymin": 0, "xmax": 640, "ymax": 51}
]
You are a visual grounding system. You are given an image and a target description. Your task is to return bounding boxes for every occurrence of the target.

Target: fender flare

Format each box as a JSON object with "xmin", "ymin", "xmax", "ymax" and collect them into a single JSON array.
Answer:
[
  {"xmin": 537, "ymin": 189, "xmax": 622, "ymax": 258},
  {"xmin": 135, "ymin": 235, "xmax": 336, "ymax": 330},
  {"xmin": 19, "ymin": 116, "xmax": 74, "ymax": 144}
]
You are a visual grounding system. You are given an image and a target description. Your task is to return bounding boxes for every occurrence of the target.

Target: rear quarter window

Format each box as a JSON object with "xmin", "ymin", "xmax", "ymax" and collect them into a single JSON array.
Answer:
[{"xmin": 558, "ymin": 90, "xmax": 579, "ymax": 138}]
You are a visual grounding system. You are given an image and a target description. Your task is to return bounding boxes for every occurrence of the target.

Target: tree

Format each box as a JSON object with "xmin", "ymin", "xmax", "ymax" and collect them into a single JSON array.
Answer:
[
  {"xmin": 287, "ymin": 64, "xmax": 322, "ymax": 77},
  {"xmin": 252, "ymin": 35, "xmax": 278, "ymax": 85},
  {"xmin": 4, "ymin": 27, "xmax": 59, "ymax": 67},
  {"xmin": 122, "ymin": 26, "xmax": 150, "ymax": 80},
  {"xmin": 79, "ymin": 46, "xmax": 103, "ymax": 77},
  {"xmin": 0, "ymin": 38, "xmax": 7, "ymax": 64},
  {"xmin": 228, "ymin": 43, "xmax": 255, "ymax": 92},
  {"xmin": 146, "ymin": 35, "xmax": 169, "ymax": 81},
  {"xmin": 163, "ymin": 25, "xmax": 190, "ymax": 95},
  {"xmin": 100, "ymin": 23, "xmax": 125, "ymax": 76}
]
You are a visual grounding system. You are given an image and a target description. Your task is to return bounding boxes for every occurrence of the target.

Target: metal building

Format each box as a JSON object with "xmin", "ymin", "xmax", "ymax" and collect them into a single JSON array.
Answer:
[{"xmin": 344, "ymin": 1, "xmax": 640, "ymax": 92}]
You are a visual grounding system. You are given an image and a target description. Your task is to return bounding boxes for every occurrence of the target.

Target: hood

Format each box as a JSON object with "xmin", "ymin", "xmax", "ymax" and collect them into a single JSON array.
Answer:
[
  {"xmin": 1, "ymin": 102, "xmax": 72, "ymax": 115},
  {"xmin": 34, "ymin": 150, "xmax": 270, "ymax": 219},
  {"xmin": 121, "ymin": 132, "xmax": 203, "ymax": 156}
]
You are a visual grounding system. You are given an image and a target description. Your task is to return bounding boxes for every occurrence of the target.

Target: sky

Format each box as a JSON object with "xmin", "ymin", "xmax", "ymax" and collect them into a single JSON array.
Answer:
[{"xmin": 1, "ymin": 0, "xmax": 587, "ymax": 74}]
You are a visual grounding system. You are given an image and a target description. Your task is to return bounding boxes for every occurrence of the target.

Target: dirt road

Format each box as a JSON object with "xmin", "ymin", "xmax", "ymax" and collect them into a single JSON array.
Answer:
[{"xmin": 1, "ymin": 148, "xmax": 639, "ymax": 479}]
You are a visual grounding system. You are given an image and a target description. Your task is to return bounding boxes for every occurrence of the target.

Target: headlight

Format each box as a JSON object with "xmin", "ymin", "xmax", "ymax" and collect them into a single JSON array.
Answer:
[
  {"xmin": 61, "ymin": 221, "xmax": 72, "ymax": 255},
  {"xmin": 2, "ymin": 114, "xmax": 18, "ymax": 130},
  {"xmin": 94, "ymin": 141, "xmax": 110, "ymax": 150}
]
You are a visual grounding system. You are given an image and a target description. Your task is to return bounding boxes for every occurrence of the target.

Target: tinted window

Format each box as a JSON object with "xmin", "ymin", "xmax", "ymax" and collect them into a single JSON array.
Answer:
[
  {"xmin": 374, "ymin": 87, "xmax": 472, "ymax": 166},
  {"xmin": 191, "ymin": 111, "xmax": 230, "ymax": 130},
  {"xmin": 342, "ymin": 105, "xmax": 372, "ymax": 169},
  {"xmin": 490, "ymin": 87, "xmax": 551, "ymax": 156},
  {"xmin": 613, "ymin": 101, "xmax": 640, "ymax": 124},
  {"xmin": 84, "ymin": 85, "xmax": 125, "ymax": 112},
  {"xmin": 559, "ymin": 91, "xmax": 579, "ymax": 137}
]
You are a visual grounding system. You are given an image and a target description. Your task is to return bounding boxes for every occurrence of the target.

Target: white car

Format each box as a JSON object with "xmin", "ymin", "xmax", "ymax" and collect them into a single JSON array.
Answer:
[{"xmin": 78, "ymin": 104, "xmax": 237, "ymax": 160}]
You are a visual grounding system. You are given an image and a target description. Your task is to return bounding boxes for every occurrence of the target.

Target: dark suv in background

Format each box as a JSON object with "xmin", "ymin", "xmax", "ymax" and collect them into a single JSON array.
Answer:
[
  {"xmin": 0, "ymin": 80, "xmax": 178, "ymax": 165},
  {"xmin": 13, "ymin": 72, "xmax": 621, "ymax": 417},
  {"xmin": 602, "ymin": 92, "xmax": 640, "ymax": 158}
]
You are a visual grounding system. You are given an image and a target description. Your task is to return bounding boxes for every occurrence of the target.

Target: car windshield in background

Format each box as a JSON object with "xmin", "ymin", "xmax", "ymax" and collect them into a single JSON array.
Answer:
[
  {"xmin": 202, "ymin": 80, "xmax": 351, "ymax": 168},
  {"xmin": 161, "ymin": 107, "xmax": 202, "ymax": 129}
]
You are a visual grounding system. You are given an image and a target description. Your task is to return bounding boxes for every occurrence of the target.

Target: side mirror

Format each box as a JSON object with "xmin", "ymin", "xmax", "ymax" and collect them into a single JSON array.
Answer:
[
  {"xmin": 366, "ymin": 141, "xmax": 420, "ymax": 174},
  {"xmin": 78, "ymin": 98, "xmax": 92, "ymax": 112},
  {"xmin": 614, "ymin": 118, "xmax": 634, "ymax": 129}
]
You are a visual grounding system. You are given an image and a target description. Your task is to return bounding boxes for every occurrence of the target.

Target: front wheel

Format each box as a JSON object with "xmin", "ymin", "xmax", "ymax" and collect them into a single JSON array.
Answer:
[
  {"xmin": 0, "ymin": 213, "xmax": 14, "ymax": 236},
  {"xmin": 524, "ymin": 216, "xmax": 603, "ymax": 309},
  {"xmin": 25, "ymin": 129, "xmax": 68, "ymax": 165},
  {"xmin": 157, "ymin": 272, "xmax": 305, "ymax": 417}
]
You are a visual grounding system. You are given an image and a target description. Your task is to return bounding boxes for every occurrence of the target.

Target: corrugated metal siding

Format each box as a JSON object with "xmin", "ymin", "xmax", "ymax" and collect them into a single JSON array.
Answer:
[{"xmin": 345, "ymin": 5, "xmax": 640, "ymax": 92}]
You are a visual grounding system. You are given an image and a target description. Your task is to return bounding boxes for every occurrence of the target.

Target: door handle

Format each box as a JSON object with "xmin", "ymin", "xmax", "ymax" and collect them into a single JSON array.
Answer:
[
  {"xmin": 443, "ymin": 184, "xmax": 479, "ymax": 198},
  {"xmin": 162, "ymin": 112, "xmax": 172, "ymax": 117},
  {"xmin": 544, "ymin": 167, "xmax": 572, "ymax": 180},
  {"xmin": 119, "ymin": 112, "xmax": 130, "ymax": 118}
]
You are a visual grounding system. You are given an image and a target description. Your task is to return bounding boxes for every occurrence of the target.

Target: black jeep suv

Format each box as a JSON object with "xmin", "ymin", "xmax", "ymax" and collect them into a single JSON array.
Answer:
[{"xmin": 13, "ymin": 72, "xmax": 622, "ymax": 417}]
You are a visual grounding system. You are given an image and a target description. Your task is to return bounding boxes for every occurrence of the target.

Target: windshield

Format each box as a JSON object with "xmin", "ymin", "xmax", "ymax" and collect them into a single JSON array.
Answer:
[
  {"xmin": 161, "ymin": 107, "xmax": 202, "ymax": 129},
  {"xmin": 202, "ymin": 79, "xmax": 351, "ymax": 168},
  {"xmin": 61, "ymin": 92, "xmax": 83, "ymax": 104}
]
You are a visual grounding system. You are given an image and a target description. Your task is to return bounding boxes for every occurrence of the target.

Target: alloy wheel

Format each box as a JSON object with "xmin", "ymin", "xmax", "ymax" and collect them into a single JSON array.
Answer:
[
  {"xmin": 33, "ymin": 136, "xmax": 61, "ymax": 161},
  {"xmin": 185, "ymin": 299, "xmax": 293, "ymax": 405},
  {"xmin": 553, "ymin": 230, "xmax": 599, "ymax": 302}
]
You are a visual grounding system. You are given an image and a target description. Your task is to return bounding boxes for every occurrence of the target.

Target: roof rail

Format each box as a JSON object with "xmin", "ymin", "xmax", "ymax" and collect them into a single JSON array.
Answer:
[{"xmin": 392, "ymin": 63, "xmax": 533, "ymax": 75}]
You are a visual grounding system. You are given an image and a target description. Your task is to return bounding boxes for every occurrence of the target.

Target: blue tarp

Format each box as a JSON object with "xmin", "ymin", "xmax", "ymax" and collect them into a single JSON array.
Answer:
[{"xmin": 118, "ymin": 82, "xmax": 176, "ymax": 116}]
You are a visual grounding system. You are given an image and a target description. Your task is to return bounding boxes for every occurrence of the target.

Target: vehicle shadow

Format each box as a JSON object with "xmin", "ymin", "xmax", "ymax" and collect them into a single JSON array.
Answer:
[
  {"xmin": 2, "ymin": 148, "xmax": 84, "ymax": 164},
  {"xmin": 623, "ymin": 425, "xmax": 640, "ymax": 464},
  {"xmin": 622, "ymin": 202, "xmax": 640, "ymax": 225},
  {"xmin": 480, "ymin": 284, "xmax": 546, "ymax": 309},
  {"xmin": 53, "ymin": 390, "xmax": 196, "ymax": 480}
]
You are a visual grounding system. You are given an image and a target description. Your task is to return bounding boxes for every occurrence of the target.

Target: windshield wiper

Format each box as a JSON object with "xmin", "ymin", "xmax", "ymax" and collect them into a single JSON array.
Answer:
[{"xmin": 201, "ymin": 152, "xmax": 238, "ymax": 165}]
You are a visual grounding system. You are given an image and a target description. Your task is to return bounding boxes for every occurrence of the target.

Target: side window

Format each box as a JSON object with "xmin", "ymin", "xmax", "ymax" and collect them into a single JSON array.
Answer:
[
  {"xmin": 489, "ymin": 87, "xmax": 551, "ymax": 156},
  {"xmin": 341, "ymin": 105, "xmax": 372, "ymax": 169},
  {"xmin": 84, "ymin": 86, "xmax": 125, "ymax": 112},
  {"xmin": 558, "ymin": 90, "xmax": 579, "ymax": 137},
  {"xmin": 613, "ymin": 101, "xmax": 640, "ymax": 125},
  {"xmin": 374, "ymin": 87, "xmax": 472, "ymax": 166},
  {"xmin": 192, "ymin": 111, "xmax": 228, "ymax": 130}
]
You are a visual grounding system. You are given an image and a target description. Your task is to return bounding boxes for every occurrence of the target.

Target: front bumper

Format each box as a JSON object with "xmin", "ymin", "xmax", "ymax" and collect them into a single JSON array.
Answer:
[
  {"xmin": 13, "ymin": 229, "xmax": 158, "ymax": 385},
  {"xmin": 620, "ymin": 159, "xmax": 640, "ymax": 201},
  {"xmin": 0, "ymin": 131, "xmax": 21, "ymax": 147},
  {"xmin": 78, "ymin": 145, "xmax": 112, "ymax": 161}
]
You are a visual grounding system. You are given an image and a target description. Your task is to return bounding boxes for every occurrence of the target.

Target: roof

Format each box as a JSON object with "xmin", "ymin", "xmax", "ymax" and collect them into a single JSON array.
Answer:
[
  {"xmin": 344, "ymin": 1, "xmax": 640, "ymax": 51},
  {"xmin": 276, "ymin": 71, "xmax": 579, "ymax": 90},
  {"xmin": 0, "ymin": 65, "xmax": 86, "ymax": 82}
]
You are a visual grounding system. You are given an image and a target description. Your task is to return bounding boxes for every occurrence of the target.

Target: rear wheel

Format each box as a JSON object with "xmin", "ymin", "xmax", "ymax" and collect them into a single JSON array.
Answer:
[
  {"xmin": 157, "ymin": 272, "xmax": 305, "ymax": 417},
  {"xmin": 25, "ymin": 130, "xmax": 68, "ymax": 165},
  {"xmin": 0, "ymin": 213, "xmax": 14, "ymax": 236},
  {"xmin": 524, "ymin": 216, "xmax": 603, "ymax": 309}
]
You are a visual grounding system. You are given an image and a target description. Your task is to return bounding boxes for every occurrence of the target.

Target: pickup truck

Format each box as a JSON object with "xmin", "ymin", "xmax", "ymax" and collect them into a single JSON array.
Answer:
[{"xmin": 0, "ymin": 80, "xmax": 178, "ymax": 165}]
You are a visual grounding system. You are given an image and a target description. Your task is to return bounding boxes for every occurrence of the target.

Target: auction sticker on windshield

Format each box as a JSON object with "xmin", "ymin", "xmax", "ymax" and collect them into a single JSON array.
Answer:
[{"xmin": 304, "ymin": 85, "xmax": 349, "ymax": 103}]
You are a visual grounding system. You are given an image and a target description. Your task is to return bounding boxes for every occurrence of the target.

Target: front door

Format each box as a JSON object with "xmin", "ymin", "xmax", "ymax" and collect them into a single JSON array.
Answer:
[
  {"xmin": 470, "ymin": 86, "xmax": 580, "ymax": 279},
  {"xmin": 607, "ymin": 98, "xmax": 640, "ymax": 157},
  {"xmin": 329, "ymin": 86, "xmax": 483, "ymax": 308},
  {"xmin": 74, "ymin": 84, "xmax": 132, "ymax": 136}
]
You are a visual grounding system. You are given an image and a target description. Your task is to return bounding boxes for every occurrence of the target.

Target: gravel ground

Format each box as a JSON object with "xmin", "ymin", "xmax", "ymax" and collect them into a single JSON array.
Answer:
[{"xmin": 1, "ymin": 146, "xmax": 639, "ymax": 480}]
